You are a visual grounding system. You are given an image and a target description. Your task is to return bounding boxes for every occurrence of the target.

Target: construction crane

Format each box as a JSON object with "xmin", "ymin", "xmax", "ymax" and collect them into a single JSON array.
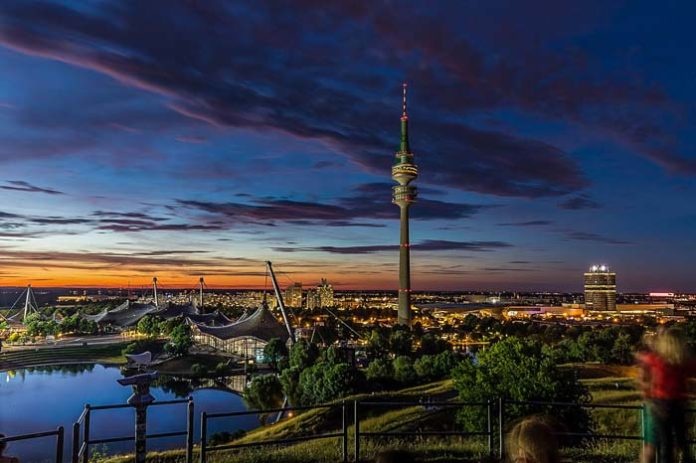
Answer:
[{"xmin": 266, "ymin": 261, "xmax": 296, "ymax": 345}]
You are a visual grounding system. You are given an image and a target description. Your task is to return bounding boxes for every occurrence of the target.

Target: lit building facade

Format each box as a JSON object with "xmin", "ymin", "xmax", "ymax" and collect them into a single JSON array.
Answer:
[
  {"xmin": 284, "ymin": 282, "xmax": 303, "ymax": 308},
  {"xmin": 318, "ymin": 278, "xmax": 334, "ymax": 308},
  {"xmin": 584, "ymin": 265, "xmax": 616, "ymax": 311}
]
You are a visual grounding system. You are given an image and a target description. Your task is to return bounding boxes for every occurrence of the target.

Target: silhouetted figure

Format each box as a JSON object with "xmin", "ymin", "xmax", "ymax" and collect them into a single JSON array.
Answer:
[
  {"xmin": 375, "ymin": 449, "xmax": 414, "ymax": 463},
  {"xmin": 636, "ymin": 332, "xmax": 657, "ymax": 463},
  {"xmin": 637, "ymin": 327, "xmax": 695, "ymax": 463},
  {"xmin": 0, "ymin": 434, "xmax": 20, "ymax": 463},
  {"xmin": 506, "ymin": 417, "xmax": 560, "ymax": 463}
]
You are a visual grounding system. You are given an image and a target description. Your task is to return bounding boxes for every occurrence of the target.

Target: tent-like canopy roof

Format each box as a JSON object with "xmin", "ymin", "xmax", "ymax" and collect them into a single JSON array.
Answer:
[{"xmin": 190, "ymin": 306, "xmax": 289, "ymax": 343}]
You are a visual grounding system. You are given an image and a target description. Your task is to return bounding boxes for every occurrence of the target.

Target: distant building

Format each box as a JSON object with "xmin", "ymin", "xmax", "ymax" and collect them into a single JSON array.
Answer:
[
  {"xmin": 306, "ymin": 290, "xmax": 320, "ymax": 310},
  {"xmin": 284, "ymin": 282, "xmax": 303, "ymax": 308},
  {"xmin": 318, "ymin": 278, "xmax": 334, "ymax": 308},
  {"xmin": 584, "ymin": 265, "xmax": 616, "ymax": 311}
]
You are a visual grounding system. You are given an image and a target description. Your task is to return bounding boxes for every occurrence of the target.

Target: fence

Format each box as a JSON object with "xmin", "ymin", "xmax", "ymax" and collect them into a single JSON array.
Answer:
[
  {"xmin": 71, "ymin": 398, "xmax": 194, "ymax": 463},
  {"xmin": 0, "ymin": 428, "xmax": 64, "ymax": 463},
  {"xmin": 8, "ymin": 397, "xmax": 691, "ymax": 462},
  {"xmin": 353, "ymin": 399, "xmax": 494, "ymax": 462},
  {"xmin": 199, "ymin": 402, "xmax": 349, "ymax": 463},
  {"xmin": 498, "ymin": 398, "xmax": 645, "ymax": 458}
]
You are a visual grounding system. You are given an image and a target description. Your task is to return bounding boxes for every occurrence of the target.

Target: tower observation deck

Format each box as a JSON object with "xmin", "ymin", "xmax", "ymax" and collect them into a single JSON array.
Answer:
[{"xmin": 392, "ymin": 83, "xmax": 418, "ymax": 326}]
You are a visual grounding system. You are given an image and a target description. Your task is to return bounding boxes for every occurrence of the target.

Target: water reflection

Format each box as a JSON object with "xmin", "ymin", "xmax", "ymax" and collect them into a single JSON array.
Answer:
[{"xmin": 0, "ymin": 364, "xmax": 257, "ymax": 463}]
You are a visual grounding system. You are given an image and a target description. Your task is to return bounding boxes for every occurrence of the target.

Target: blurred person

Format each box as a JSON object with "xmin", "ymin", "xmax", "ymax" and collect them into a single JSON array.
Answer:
[
  {"xmin": 636, "ymin": 327, "xmax": 695, "ymax": 463},
  {"xmin": 636, "ymin": 332, "xmax": 657, "ymax": 463},
  {"xmin": 0, "ymin": 434, "xmax": 19, "ymax": 463},
  {"xmin": 506, "ymin": 417, "xmax": 560, "ymax": 463}
]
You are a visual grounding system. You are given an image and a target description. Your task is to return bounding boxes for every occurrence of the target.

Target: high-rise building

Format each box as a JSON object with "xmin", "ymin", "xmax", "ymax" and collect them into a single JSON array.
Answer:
[
  {"xmin": 392, "ymin": 83, "xmax": 418, "ymax": 327},
  {"xmin": 584, "ymin": 265, "xmax": 616, "ymax": 311},
  {"xmin": 284, "ymin": 282, "xmax": 303, "ymax": 308},
  {"xmin": 317, "ymin": 278, "xmax": 334, "ymax": 308},
  {"xmin": 305, "ymin": 289, "xmax": 320, "ymax": 310}
]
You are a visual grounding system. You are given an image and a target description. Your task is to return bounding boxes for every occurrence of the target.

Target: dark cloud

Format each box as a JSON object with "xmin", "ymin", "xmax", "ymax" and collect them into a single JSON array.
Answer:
[
  {"xmin": 4, "ymin": 0, "xmax": 678, "ymax": 197},
  {"xmin": 498, "ymin": 220, "xmax": 552, "ymax": 227},
  {"xmin": 563, "ymin": 231, "xmax": 630, "ymax": 245},
  {"xmin": 274, "ymin": 239, "xmax": 511, "ymax": 254},
  {"xmin": 558, "ymin": 195, "xmax": 601, "ymax": 210},
  {"xmin": 177, "ymin": 184, "xmax": 484, "ymax": 227},
  {"xmin": 1, "ymin": 180, "xmax": 64, "ymax": 195}
]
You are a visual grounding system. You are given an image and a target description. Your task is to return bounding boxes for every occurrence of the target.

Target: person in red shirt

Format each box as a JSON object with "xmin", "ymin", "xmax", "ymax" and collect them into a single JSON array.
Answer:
[
  {"xmin": 0, "ymin": 434, "xmax": 20, "ymax": 463},
  {"xmin": 636, "ymin": 327, "xmax": 695, "ymax": 463}
]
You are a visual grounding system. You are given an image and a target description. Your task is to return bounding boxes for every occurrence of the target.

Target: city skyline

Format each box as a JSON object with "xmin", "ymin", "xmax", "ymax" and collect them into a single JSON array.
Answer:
[{"xmin": 1, "ymin": 2, "xmax": 696, "ymax": 292}]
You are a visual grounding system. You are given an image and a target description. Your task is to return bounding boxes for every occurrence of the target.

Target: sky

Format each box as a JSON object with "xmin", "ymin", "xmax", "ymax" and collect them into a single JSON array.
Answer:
[{"xmin": 0, "ymin": 1, "xmax": 695, "ymax": 292}]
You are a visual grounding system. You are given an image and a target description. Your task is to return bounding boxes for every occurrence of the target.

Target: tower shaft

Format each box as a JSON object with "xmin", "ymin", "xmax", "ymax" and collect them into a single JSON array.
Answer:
[{"xmin": 398, "ymin": 205, "xmax": 411, "ymax": 326}]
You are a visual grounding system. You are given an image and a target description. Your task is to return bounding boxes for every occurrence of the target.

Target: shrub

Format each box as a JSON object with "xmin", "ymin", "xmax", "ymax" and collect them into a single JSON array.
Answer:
[{"xmin": 452, "ymin": 337, "xmax": 590, "ymax": 434}]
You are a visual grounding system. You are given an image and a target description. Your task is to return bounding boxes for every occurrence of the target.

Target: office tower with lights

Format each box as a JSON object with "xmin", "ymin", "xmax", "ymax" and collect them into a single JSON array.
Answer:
[
  {"xmin": 317, "ymin": 278, "xmax": 334, "ymax": 308},
  {"xmin": 284, "ymin": 282, "xmax": 303, "ymax": 308},
  {"xmin": 306, "ymin": 290, "xmax": 320, "ymax": 310},
  {"xmin": 584, "ymin": 265, "xmax": 616, "ymax": 311},
  {"xmin": 392, "ymin": 83, "xmax": 418, "ymax": 326}
]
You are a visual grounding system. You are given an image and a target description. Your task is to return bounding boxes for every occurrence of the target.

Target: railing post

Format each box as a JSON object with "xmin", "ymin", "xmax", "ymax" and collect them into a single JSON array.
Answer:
[
  {"xmin": 82, "ymin": 405, "xmax": 91, "ymax": 463},
  {"xmin": 186, "ymin": 398, "xmax": 194, "ymax": 463},
  {"xmin": 200, "ymin": 412, "xmax": 207, "ymax": 463},
  {"xmin": 71, "ymin": 422, "xmax": 79, "ymax": 463},
  {"xmin": 486, "ymin": 400, "xmax": 492, "ymax": 457},
  {"xmin": 342, "ymin": 401, "xmax": 348, "ymax": 463},
  {"xmin": 56, "ymin": 426, "xmax": 64, "ymax": 463},
  {"xmin": 354, "ymin": 401, "xmax": 360, "ymax": 463},
  {"xmin": 498, "ymin": 397, "xmax": 504, "ymax": 459}
]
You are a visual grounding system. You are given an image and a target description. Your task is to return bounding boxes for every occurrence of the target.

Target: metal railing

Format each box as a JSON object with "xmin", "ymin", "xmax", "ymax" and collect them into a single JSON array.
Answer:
[
  {"xmin": 200, "ymin": 402, "xmax": 349, "ymax": 463},
  {"xmin": 498, "ymin": 398, "xmax": 645, "ymax": 458},
  {"xmin": 353, "ymin": 399, "xmax": 494, "ymax": 462},
  {"xmin": 0, "ymin": 428, "xmax": 65, "ymax": 463},
  {"xmin": 11, "ymin": 396, "xmax": 695, "ymax": 462},
  {"xmin": 72, "ymin": 398, "xmax": 194, "ymax": 463}
]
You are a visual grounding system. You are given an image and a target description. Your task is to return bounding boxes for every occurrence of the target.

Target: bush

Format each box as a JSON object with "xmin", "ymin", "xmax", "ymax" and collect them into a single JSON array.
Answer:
[
  {"xmin": 191, "ymin": 363, "xmax": 207, "ymax": 377},
  {"xmin": 452, "ymin": 337, "xmax": 590, "ymax": 434},
  {"xmin": 165, "ymin": 324, "xmax": 193, "ymax": 357},
  {"xmin": 414, "ymin": 351, "xmax": 459, "ymax": 381},
  {"xmin": 264, "ymin": 338, "xmax": 289, "ymax": 372},
  {"xmin": 393, "ymin": 356, "xmax": 417, "ymax": 384},
  {"xmin": 365, "ymin": 357, "xmax": 394, "ymax": 382}
]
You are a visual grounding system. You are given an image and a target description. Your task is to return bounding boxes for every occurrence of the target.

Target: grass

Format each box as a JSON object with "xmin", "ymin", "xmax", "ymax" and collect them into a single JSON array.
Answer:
[
  {"xmin": 95, "ymin": 368, "xmax": 681, "ymax": 463},
  {"xmin": 0, "ymin": 343, "xmax": 128, "ymax": 370}
]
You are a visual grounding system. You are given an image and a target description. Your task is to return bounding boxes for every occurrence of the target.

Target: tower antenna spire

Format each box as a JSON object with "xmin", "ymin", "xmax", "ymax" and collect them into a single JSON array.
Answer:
[{"xmin": 402, "ymin": 82, "xmax": 408, "ymax": 118}]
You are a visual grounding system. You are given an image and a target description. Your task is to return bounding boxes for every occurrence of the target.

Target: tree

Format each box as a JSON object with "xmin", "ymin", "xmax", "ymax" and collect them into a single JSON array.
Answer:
[
  {"xmin": 298, "ymin": 362, "xmax": 361, "ymax": 405},
  {"xmin": 166, "ymin": 324, "xmax": 193, "ymax": 357},
  {"xmin": 452, "ymin": 338, "xmax": 590, "ymax": 434},
  {"xmin": 389, "ymin": 329, "xmax": 413, "ymax": 356},
  {"xmin": 419, "ymin": 333, "xmax": 451, "ymax": 356},
  {"xmin": 365, "ymin": 358, "xmax": 394, "ymax": 382},
  {"xmin": 366, "ymin": 329, "xmax": 390, "ymax": 359},
  {"xmin": 611, "ymin": 332, "xmax": 634, "ymax": 364},
  {"xmin": 244, "ymin": 374, "xmax": 284, "ymax": 423},
  {"xmin": 289, "ymin": 340, "xmax": 319, "ymax": 370},
  {"xmin": 280, "ymin": 366, "xmax": 303, "ymax": 406},
  {"xmin": 264, "ymin": 338, "xmax": 289, "ymax": 372},
  {"xmin": 414, "ymin": 351, "xmax": 459, "ymax": 381},
  {"xmin": 393, "ymin": 356, "xmax": 417, "ymax": 384},
  {"xmin": 137, "ymin": 315, "xmax": 162, "ymax": 338}
]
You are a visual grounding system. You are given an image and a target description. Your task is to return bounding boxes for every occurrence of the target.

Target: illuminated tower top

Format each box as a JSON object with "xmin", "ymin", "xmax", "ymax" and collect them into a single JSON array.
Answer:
[{"xmin": 392, "ymin": 83, "xmax": 419, "ymax": 190}]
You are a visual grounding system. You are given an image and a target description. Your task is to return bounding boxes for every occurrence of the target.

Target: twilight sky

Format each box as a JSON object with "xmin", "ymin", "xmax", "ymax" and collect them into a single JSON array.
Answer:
[{"xmin": 0, "ymin": 1, "xmax": 695, "ymax": 292}]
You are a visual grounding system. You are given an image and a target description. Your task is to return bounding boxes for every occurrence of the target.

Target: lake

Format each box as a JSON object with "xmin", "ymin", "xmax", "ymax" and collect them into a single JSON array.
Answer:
[{"xmin": 0, "ymin": 364, "xmax": 259, "ymax": 462}]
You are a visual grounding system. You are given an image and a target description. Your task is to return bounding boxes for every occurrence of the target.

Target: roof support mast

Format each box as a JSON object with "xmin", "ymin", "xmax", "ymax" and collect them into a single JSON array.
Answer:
[
  {"xmin": 265, "ymin": 261, "xmax": 296, "ymax": 344},
  {"xmin": 23, "ymin": 284, "xmax": 32, "ymax": 321},
  {"xmin": 152, "ymin": 277, "xmax": 159, "ymax": 308},
  {"xmin": 199, "ymin": 277, "xmax": 205, "ymax": 310}
]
